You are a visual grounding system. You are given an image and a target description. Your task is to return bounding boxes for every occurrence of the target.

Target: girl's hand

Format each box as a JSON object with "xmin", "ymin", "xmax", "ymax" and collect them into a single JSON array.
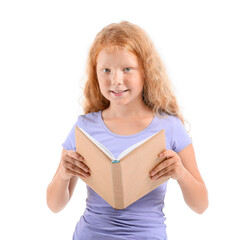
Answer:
[
  {"xmin": 59, "ymin": 150, "xmax": 91, "ymax": 181},
  {"xmin": 149, "ymin": 149, "xmax": 187, "ymax": 181}
]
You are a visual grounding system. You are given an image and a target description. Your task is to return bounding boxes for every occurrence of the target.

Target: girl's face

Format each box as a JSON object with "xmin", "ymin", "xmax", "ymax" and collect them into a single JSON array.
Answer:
[{"xmin": 96, "ymin": 46, "xmax": 145, "ymax": 107}]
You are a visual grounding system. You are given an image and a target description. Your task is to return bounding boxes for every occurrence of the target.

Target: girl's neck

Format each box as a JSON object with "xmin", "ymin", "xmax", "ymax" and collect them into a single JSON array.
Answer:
[{"xmin": 103, "ymin": 104, "xmax": 153, "ymax": 120}]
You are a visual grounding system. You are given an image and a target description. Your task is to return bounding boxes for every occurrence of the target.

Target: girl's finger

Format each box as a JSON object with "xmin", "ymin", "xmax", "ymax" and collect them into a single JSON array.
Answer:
[
  {"xmin": 66, "ymin": 150, "xmax": 84, "ymax": 162},
  {"xmin": 158, "ymin": 149, "xmax": 176, "ymax": 159},
  {"xmin": 155, "ymin": 170, "xmax": 176, "ymax": 181},
  {"xmin": 65, "ymin": 161, "xmax": 90, "ymax": 177},
  {"xmin": 150, "ymin": 157, "xmax": 176, "ymax": 176},
  {"xmin": 65, "ymin": 155, "xmax": 90, "ymax": 172},
  {"xmin": 66, "ymin": 167, "xmax": 90, "ymax": 178},
  {"xmin": 155, "ymin": 164, "xmax": 176, "ymax": 179}
]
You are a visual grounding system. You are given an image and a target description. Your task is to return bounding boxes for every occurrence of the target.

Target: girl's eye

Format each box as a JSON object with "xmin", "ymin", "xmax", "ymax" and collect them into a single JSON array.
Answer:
[
  {"xmin": 124, "ymin": 67, "xmax": 131, "ymax": 72},
  {"xmin": 102, "ymin": 69, "xmax": 110, "ymax": 73}
]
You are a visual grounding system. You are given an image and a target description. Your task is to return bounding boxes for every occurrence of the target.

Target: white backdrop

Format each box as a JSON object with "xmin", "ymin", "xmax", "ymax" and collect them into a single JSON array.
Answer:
[{"xmin": 0, "ymin": 0, "xmax": 250, "ymax": 239}]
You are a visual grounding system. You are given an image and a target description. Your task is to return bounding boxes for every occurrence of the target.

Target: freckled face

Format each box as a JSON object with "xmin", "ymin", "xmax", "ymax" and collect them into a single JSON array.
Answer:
[{"xmin": 96, "ymin": 46, "xmax": 145, "ymax": 106}]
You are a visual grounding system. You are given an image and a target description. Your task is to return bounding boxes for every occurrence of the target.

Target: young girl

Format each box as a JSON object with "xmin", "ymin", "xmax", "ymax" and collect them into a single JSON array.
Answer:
[{"xmin": 46, "ymin": 21, "xmax": 208, "ymax": 240}]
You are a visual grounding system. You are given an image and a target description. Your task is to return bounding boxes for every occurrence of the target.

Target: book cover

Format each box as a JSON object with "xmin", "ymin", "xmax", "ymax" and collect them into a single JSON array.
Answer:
[{"xmin": 75, "ymin": 126, "xmax": 170, "ymax": 209}]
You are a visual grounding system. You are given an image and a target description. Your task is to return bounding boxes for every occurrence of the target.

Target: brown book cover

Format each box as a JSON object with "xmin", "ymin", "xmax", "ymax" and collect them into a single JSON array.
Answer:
[{"xmin": 75, "ymin": 126, "xmax": 170, "ymax": 209}]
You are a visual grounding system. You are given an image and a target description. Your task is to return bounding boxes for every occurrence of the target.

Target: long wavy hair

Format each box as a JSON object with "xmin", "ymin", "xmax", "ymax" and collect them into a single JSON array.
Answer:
[{"xmin": 80, "ymin": 21, "xmax": 191, "ymax": 134}]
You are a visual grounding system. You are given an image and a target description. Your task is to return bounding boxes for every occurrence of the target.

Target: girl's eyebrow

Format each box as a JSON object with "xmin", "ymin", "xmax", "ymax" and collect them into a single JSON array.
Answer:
[
  {"xmin": 98, "ymin": 63, "xmax": 138, "ymax": 68},
  {"xmin": 98, "ymin": 66, "xmax": 138, "ymax": 71},
  {"xmin": 96, "ymin": 65, "xmax": 107, "ymax": 70}
]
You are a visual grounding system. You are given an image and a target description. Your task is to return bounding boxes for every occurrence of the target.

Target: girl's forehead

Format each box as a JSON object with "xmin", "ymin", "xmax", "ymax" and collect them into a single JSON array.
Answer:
[
  {"xmin": 99, "ymin": 45, "xmax": 133, "ymax": 55},
  {"xmin": 97, "ymin": 46, "xmax": 138, "ymax": 62}
]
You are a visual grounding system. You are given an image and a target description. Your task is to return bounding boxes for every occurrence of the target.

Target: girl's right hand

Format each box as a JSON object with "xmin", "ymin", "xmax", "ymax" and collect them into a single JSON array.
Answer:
[{"xmin": 59, "ymin": 150, "xmax": 91, "ymax": 181}]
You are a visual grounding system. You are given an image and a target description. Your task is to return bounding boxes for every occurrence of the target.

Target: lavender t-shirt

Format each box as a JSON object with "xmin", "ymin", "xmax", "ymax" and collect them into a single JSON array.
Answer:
[{"xmin": 62, "ymin": 110, "xmax": 192, "ymax": 240}]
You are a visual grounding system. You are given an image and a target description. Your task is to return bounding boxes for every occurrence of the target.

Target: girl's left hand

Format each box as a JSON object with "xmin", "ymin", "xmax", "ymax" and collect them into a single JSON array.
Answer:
[{"xmin": 149, "ymin": 149, "xmax": 187, "ymax": 181}]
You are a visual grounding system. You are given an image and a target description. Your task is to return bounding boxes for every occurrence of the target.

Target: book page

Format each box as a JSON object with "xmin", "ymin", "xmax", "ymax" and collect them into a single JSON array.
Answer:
[
  {"xmin": 117, "ymin": 131, "xmax": 160, "ymax": 160},
  {"xmin": 78, "ymin": 127, "xmax": 115, "ymax": 160}
]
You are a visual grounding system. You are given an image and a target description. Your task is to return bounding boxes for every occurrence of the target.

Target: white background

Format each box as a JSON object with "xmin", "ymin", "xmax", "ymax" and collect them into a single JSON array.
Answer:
[{"xmin": 0, "ymin": 0, "xmax": 250, "ymax": 239}]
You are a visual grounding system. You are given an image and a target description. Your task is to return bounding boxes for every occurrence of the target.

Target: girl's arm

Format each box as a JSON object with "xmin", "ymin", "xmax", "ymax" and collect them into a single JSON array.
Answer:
[
  {"xmin": 176, "ymin": 144, "xmax": 208, "ymax": 214},
  {"xmin": 150, "ymin": 144, "xmax": 208, "ymax": 214},
  {"xmin": 46, "ymin": 148, "xmax": 79, "ymax": 213}
]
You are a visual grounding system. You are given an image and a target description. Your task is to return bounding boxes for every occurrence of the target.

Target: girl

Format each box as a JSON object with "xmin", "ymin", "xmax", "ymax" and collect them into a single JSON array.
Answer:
[{"xmin": 46, "ymin": 21, "xmax": 208, "ymax": 240}]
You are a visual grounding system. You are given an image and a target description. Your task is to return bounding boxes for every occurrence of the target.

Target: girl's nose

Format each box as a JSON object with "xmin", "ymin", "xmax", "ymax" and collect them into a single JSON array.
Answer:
[{"xmin": 111, "ymin": 71, "xmax": 123, "ymax": 85}]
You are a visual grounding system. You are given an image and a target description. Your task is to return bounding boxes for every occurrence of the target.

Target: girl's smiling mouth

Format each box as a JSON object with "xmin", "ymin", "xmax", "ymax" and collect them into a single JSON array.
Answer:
[
  {"xmin": 110, "ymin": 89, "xmax": 129, "ymax": 96},
  {"xmin": 110, "ymin": 89, "xmax": 129, "ymax": 93}
]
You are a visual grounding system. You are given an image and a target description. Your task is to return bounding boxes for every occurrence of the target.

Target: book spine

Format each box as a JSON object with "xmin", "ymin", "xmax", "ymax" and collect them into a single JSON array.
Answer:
[{"xmin": 111, "ymin": 162, "xmax": 124, "ymax": 209}]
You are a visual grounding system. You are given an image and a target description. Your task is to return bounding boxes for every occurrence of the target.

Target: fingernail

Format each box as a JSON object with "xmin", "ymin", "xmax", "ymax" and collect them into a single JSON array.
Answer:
[
  {"xmin": 150, "ymin": 171, "xmax": 155, "ymax": 176},
  {"xmin": 84, "ymin": 168, "xmax": 89, "ymax": 172},
  {"xmin": 159, "ymin": 153, "xmax": 164, "ymax": 157}
]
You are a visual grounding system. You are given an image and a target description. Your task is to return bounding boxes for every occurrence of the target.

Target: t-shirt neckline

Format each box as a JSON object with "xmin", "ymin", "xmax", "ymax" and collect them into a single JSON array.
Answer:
[{"xmin": 98, "ymin": 110, "xmax": 157, "ymax": 139}]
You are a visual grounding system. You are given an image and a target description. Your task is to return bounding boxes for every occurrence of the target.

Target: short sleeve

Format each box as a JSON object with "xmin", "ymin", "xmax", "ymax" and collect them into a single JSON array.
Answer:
[
  {"xmin": 61, "ymin": 116, "xmax": 80, "ymax": 151},
  {"xmin": 171, "ymin": 116, "xmax": 192, "ymax": 153}
]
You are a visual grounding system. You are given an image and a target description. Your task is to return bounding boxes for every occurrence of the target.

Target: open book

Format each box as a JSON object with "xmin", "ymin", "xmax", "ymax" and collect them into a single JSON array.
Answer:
[{"xmin": 75, "ymin": 126, "xmax": 170, "ymax": 209}]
